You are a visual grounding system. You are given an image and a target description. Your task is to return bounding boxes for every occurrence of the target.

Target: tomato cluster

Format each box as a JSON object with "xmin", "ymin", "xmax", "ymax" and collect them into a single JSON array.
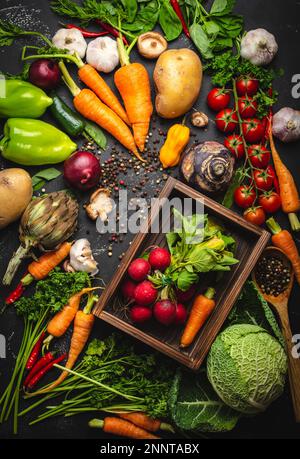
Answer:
[{"xmin": 207, "ymin": 77, "xmax": 281, "ymax": 226}]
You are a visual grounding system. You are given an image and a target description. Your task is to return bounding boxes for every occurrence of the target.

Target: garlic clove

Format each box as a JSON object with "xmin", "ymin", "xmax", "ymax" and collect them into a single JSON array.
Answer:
[{"xmin": 69, "ymin": 239, "xmax": 99, "ymax": 276}]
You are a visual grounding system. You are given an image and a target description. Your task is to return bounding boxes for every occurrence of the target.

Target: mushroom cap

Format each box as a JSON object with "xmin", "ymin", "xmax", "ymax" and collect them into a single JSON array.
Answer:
[{"xmin": 137, "ymin": 32, "xmax": 168, "ymax": 59}]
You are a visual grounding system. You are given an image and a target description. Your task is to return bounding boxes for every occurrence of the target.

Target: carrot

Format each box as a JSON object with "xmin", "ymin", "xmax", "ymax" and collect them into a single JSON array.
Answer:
[
  {"xmin": 180, "ymin": 288, "xmax": 216, "ymax": 348},
  {"xmin": 118, "ymin": 412, "xmax": 174, "ymax": 433},
  {"xmin": 78, "ymin": 64, "xmax": 130, "ymax": 125},
  {"xmin": 27, "ymin": 293, "xmax": 98, "ymax": 396},
  {"xmin": 43, "ymin": 287, "xmax": 98, "ymax": 351},
  {"xmin": 28, "ymin": 242, "xmax": 72, "ymax": 281},
  {"xmin": 89, "ymin": 417, "xmax": 160, "ymax": 439},
  {"xmin": 114, "ymin": 38, "xmax": 153, "ymax": 153},
  {"xmin": 266, "ymin": 217, "xmax": 300, "ymax": 285},
  {"xmin": 269, "ymin": 130, "xmax": 300, "ymax": 231}
]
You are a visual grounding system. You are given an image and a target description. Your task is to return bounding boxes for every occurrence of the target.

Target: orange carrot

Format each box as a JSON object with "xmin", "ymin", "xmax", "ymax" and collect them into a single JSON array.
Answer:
[
  {"xmin": 269, "ymin": 130, "xmax": 300, "ymax": 231},
  {"xmin": 78, "ymin": 64, "xmax": 130, "ymax": 125},
  {"xmin": 118, "ymin": 412, "xmax": 174, "ymax": 433},
  {"xmin": 28, "ymin": 242, "xmax": 72, "ymax": 281},
  {"xmin": 267, "ymin": 217, "xmax": 300, "ymax": 285},
  {"xmin": 89, "ymin": 417, "xmax": 160, "ymax": 439},
  {"xmin": 59, "ymin": 62, "xmax": 144, "ymax": 162},
  {"xmin": 180, "ymin": 288, "xmax": 216, "ymax": 348},
  {"xmin": 114, "ymin": 38, "xmax": 153, "ymax": 153},
  {"xmin": 27, "ymin": 294, "xmax": 98, "ymax": 396}
]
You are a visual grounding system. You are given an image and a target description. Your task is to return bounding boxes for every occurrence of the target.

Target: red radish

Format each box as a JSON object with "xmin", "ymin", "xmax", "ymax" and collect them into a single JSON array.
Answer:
[
  {"xmin": 64, "ymin": 151, "xmax": 101, "ymax": 190},
  {"xmin": 174, "ymin": 303, "xmax": 187, "ymax": 325},
  {"xmin": 176, "ymin": 285, "xmax": 197, "ymax": 303},
  {"xmin": 153, "ymin": 300, "xmax": 176, "ymax": 326},
  {"xmin": 130, "ymin": 305, "xmax": 152, "ymax": 324},
  {"xmin": 128, "ymin": 258, "xmax": 151, "ymax": 282},
  {"xmin": 148, "ymin": 248, "xmax": 171, "ymax": 272},
  {"xmin": 134, "ymin": 281, "xmax": 157, "ymax": 306},
  {"xmin": 121, "ymin": 280, "xmax": 136, "ymax": 300}
]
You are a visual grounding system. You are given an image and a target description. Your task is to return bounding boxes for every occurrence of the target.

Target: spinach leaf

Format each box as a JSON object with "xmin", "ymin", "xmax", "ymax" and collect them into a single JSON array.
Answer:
[
  {"xmin": 120, "ymin": 0, "xmax": 138, "ymax": 22},
  {"xmin": 210, "ymin": 0, "xmax": 236, "ymax": 16},
  {"xmin": 189, "ymin": 23, "xmax": 213, "ymax": 59},
  {"xmin": 169, "ymin": 369, "xmax": 240, "ymax": 433},
  {"xmin": 31, "ymin": 168, "xmax": 61, "ymax": 191},
  {"xmin": 123, "ymin": 0, "xmax": 159, "ymax": 32},
  {"xmin": 221, "ymin": 167, "xmax": 245, "ymax": 209},
  {"xmin": 159, "ymin": 0, "xmax": 182, "ymax": 41}
]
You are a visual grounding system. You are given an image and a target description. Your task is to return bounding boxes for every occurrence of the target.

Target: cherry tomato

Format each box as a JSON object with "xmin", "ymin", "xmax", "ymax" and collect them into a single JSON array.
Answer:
[
  {"xmin": 266, "ymin": 165, "xmax": 280, "ymax": 194},
  {"xmin": 236, "ymin": 77, "xmax": 259, "ymax": 96},
  {"xmin": 253, "ymin": 169, "xmax": 274, "ymax": 191},
  {"xmin": 242, "ymin": 118, "xmax": 265, "ymax": 143},
  {"xmin": 207, "ymin": 88, "xmax": 231, "ymax": 112},
  {"xmin": 259, "ymin": 191, "xmax": 282, "ymax": 213},
  {"xmin": 248, "ymin": 144, "xmax": 271, "ymax": 169},
  {"xmin": 224, "ymin": 134, "xmax": 245, "ymax": 159},
  {"xmin": 234, "ymin": 185, "xmax": 256, "ymax": 209},
  {"xmin": 243, "ymin": 207, "xmax": 266, "ymax": 226},
  {"xmin": 238, "ymin": 96, "xmax": 258, "ymax": 119},
  {"xmin": 215, "ymin": 109, "xmax": 238, "ymax": 133}
]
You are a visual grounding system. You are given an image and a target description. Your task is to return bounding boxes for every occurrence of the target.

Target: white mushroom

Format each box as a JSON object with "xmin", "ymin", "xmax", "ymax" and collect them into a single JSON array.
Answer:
[
  {"xmin": 68, "ymin": 239, "xmax": 99, "ymax": 276},
  {"xmin": 85, "ymin": 188, "xmax": 114, "ymax": 222},
  {"xmin": 86, "ymin": 36, "xmax": 119, "ymax": 73},
  {"xmin": 52, "ymin": 28, "xmax": 87, "ymax": 58},
  {"xmin": 137, "ymin": 32, "xmax": 168, "ymax": 59}
]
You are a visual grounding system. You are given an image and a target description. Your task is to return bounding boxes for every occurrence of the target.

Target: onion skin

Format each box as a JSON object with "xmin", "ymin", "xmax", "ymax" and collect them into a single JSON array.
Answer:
[
  {"xmin": 272, "ymin": 107, "xmax": 300, "ymax": 143},
  {"xmin": 63, "ymin": 151, "xmax": 101, "ymax": 191},
  {"xmin": 29, "ymin": 59, "xmax": 61, "ymax": 90}
]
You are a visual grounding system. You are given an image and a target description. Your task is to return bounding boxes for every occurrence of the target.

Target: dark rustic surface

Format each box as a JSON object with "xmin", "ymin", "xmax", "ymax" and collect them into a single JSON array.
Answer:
[{"xmin": 0, "ymin": 0, "xmax": 300, "ymax": 439}]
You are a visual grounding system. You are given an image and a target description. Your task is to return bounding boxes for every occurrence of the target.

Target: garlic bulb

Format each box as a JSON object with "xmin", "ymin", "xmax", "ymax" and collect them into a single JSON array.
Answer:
[
  {"xmin": 241, "ymin": 28, "xmax": 278, "ymax": 66},
  {"xmin": 272, "ymin": 107, "xmax": 300, "ymax": 143},
  {"xmin": 86, "ymin": 37, "xmax": 119, "ymax": 73},
  {"xmin": 68, "ymin": 239, "xmax": 98, "ymax": 276},
  {"xmin": 52, "ymin": 28, "xmax": 87, "ymax": 58}
]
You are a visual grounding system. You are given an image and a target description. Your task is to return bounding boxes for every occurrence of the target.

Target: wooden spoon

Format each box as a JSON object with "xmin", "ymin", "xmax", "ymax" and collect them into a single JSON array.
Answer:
[{"xmin": 252, "ymin": 246, "xmax": 300, "ymax": 422}]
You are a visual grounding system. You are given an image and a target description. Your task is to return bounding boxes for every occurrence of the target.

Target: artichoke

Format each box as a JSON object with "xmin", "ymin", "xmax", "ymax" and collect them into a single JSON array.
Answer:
[{"xmin": 3, "ymin": 191, "xmax": 79, "ymax": 285}]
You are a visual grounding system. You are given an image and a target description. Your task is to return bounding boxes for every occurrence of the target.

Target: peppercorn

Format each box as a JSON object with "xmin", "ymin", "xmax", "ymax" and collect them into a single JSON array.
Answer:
[{"xmin": 256, "ymin": 255, "xmax": 290, "ymax": 297}]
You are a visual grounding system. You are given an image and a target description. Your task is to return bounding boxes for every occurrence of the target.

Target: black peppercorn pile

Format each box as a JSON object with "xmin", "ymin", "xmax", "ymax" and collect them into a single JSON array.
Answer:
[{"xmin": 256, "ymin": 255, "xmax": 291, "ymax": 297}]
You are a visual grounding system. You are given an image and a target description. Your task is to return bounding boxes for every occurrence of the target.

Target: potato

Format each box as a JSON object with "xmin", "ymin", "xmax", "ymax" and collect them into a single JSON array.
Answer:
[
  {"xmin": 154, "ymin": 49, "xmax": 202, "ymax": 119},
  {"xmin": 0, "ymin": 168, "xmax": 33, "ymax": 230}
]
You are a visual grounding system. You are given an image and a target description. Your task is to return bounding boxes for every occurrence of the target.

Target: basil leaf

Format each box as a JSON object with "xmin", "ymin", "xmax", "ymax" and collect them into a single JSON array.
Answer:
[
  {"xmin": 190, "ymin": 23, "xmax": 213, "ymax": 59},
  {"xmin": 210, "ymin": 0, "xmax": 236, "ymax": 16},
  {"xmin": 32, "ymin": 168, "xmax": 61, "ymax": 191},
  {"xmin": 222, "ymin": 167, "xmax": 244, "ymax": 209},
  {"xmin": 159, "ymin": 0, "xmax": 182, "ymax": 41}
]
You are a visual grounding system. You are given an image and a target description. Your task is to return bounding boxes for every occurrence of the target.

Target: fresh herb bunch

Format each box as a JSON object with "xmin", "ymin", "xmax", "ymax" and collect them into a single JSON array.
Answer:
[
  {"xmin": 149, "ymin": 210, "xmax": 238, "ymax": 298},
  {"xmin": 0, "ymin": 19, "xmax": 52, "ymax": 47},
  {"xmin": 22, "ymin": 334, "xmax": 174, "ymax": 424}
]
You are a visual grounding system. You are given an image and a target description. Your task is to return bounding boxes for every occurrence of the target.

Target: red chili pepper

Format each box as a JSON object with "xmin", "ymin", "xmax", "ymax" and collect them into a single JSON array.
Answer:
[
  {"xmin": 26, "ymin": 353, "xmax": 67, "ymax": 391},
  {"xmin": 25, "ymin": 332, "xmax": 46, "ymax": 370},
  {"xmin": 5, "ymin": 282, "xmax": 25, "ymax": 305},
  {"xmin": 23, "ymin": 351, "xmax": 56, "ymax": 389},
  {"xmin": 267, "ymin": 164, "xmax": 280, "ymax": 194},
  {"xmin": 64, "ymin": 23, "xmax": 109, "ymax": 38},
  {"xmin": 170, "ymin": 0, "xmax": 191, "ymax": 38},
  {"xmin": 95, "ymin": 20, "xmax": 129, "ymax": 45}
]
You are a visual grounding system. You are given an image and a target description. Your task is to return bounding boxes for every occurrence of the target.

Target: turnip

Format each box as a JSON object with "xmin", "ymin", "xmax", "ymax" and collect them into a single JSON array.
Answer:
[
  {"xmin": 149, "ymin": 247, "xmax": 171, "ymax": 272},
  {"xmin": 134, "ymin": 281, "xmax": 157, "ymax": 306},
  {"xmin": 121, "ymin": 279, "xmax": 137, "ymax": 300},
  {"xmin": 176, "ymin": 285, "xmax": 197, "ymax": 303},
  {"xmin": 174, "ymin": 303, "xmax": 187, "ymax": 325},
  {"xmin": 130, "ymin": 305, "xmax": 152, "ymax": 324},
  {"xmin": 128, "ymin": 258, "xmax": 151, "ymax": 282},
  {"xmin": 153, "ymin": 300, "xmax": 176, "ymax": 326}
]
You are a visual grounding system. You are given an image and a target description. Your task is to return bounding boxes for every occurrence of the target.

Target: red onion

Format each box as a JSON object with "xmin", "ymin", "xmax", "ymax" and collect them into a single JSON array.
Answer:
[
  {"xmin": 64, "ymin": 151, "xmax": 101, "ymax": 191},
  {"xmin": 29, "ymin": 59, "xmax": 61, "ymax": 90}
]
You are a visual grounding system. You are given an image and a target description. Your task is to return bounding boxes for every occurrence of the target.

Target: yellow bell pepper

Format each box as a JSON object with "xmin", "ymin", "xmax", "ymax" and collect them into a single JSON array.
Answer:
[{"xmin": 159, "ymin": 123, "xmax": 190, "ymax": 169}]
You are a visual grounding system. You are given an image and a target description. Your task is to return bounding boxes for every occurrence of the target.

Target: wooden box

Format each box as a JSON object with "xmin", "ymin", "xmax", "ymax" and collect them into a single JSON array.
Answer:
[{"xmin": 94, "ymin": 178, "xmax": 270, "ymax": 370}]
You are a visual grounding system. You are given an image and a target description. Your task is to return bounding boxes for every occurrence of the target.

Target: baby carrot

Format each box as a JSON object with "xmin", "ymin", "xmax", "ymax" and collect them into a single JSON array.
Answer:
[
  {"xmin": 118, "ymin": 412, "xmax": 174, "ymax": 433},
  {"xmin": 89, "ymin": 417, "xmax": 160, "ymax": 439}
]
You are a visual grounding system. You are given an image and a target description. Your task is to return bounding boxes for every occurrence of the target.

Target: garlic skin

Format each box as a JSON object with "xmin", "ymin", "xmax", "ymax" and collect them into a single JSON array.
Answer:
[
  {"xmin": 52, "ymin": 28, "xmax": 87, "ymax": 58},
  {"xmin": 241, "ymin": 28, "xmax": 278, "ymax": 66},
  {"xmin": 86, "ymin": 37, "xmax": 119, "ymax": 73},
  {"xmin": 68, "ymin": 239, "xmax": 99, "ymax": 276},
  {"xmin": 272, "ymin": 107, "xmax": 300, "ymax": 143}
]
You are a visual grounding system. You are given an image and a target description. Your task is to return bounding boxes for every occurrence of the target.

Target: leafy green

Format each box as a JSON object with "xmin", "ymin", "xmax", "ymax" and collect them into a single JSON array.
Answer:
[
  {"xmin": 31, "ymin": 168, "xmax": 61, "ymax": 191},
  {"xmin": 169, "ymin": 369, "xmax": 239, "ymax": 433},
  {"xmin": 221, "ymin": 167, "xmax": 245, "ymax": 208},
  {"xmin": 0, "ymin": 20, "xmax": 31, "ymax": 46},
  {"xmin": 1, "ymin": 63, "xmax": 30, "ymax": 81},
  {"xmin": 210, "ymin": 0, "xmax": 236, "ymax": 16},
  {"xmin": 159, "ymin": 0, "xmax": 182, "ymax": 41},
  {"xmin": 15, "ymin": 269, "xmax": 90, "ymax": 321}
]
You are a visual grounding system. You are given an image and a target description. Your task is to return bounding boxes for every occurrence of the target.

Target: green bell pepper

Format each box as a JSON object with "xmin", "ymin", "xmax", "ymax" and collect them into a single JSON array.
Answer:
[
  {"xmin": 0, "ymin": 80, "xmax": 53, "ymax": 118},
  {"xmin": 0, "ymin": 118, "xmax": 77, "ymax": 166}
]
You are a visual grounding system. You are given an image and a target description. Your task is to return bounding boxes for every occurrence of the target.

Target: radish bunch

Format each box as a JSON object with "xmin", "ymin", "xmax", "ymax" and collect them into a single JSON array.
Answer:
[{"xmin": 121, "ymin": 247, "xmax": 189, "ymax": 327}]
